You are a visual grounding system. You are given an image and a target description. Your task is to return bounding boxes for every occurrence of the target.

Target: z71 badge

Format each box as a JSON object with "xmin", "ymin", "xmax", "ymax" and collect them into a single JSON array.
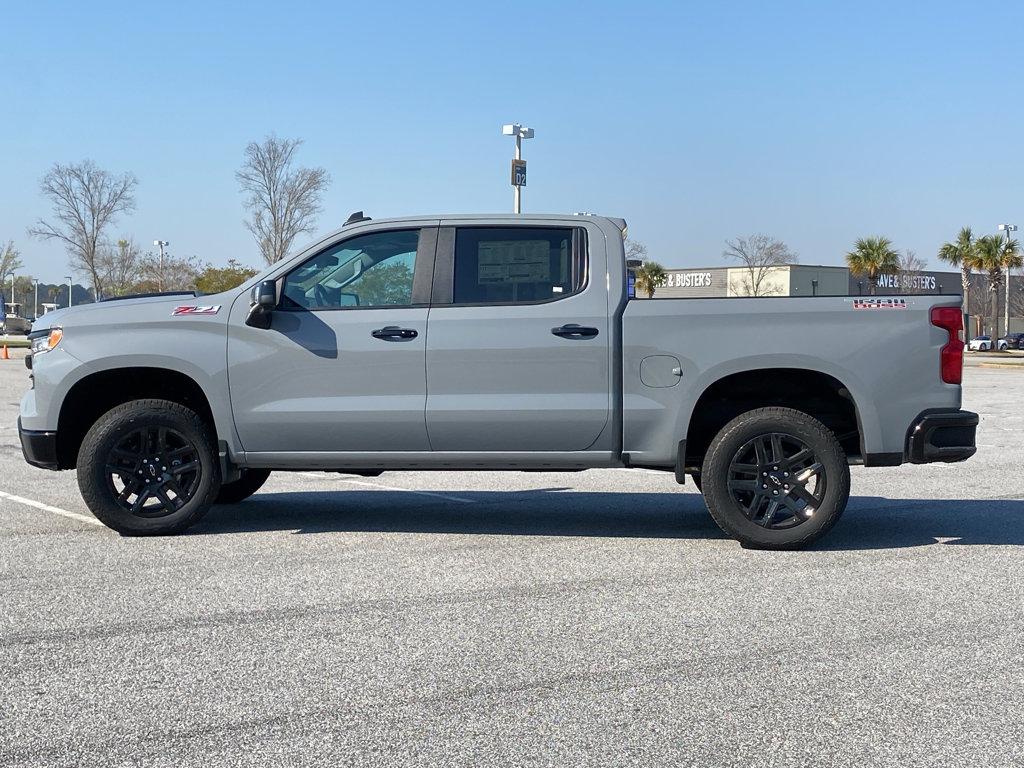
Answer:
[
  {"xmin": 171, "ymin": 305, "xmax": 221, "ymax": 316},
  {"xmin": 852, "ymin": 298, "xmax": 907, "ymax": 310}
]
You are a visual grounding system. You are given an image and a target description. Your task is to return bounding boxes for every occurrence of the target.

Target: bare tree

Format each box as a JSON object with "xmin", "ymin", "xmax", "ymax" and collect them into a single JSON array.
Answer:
[
  {"xmin": 0, "ymin": 241, "xmax": 23, "ymax": 292},
  {"xmin": 237, "ymin": 135, "xmax": 330, "ymax": 265},
  {"xmin": 724, "ymin": 234, "xmax": 797, "ymax": 296},
  {"xmin": 29, "ymin": 160, "xmax": 137, "ymax": 299},
  {"xmin": 1010, "ymin": 269, "xmax": 1024, "ymax": 322},
  {"xmin": 897, "ymin": 250, "xmax": 928, "ymax": 294},
  {"xmin": 135, "ymin": 249, "xmax": 201, "ymax": 293},
  {"xmin": 966, "ymin": 277, "xmax": 990, "ymax": 335},
  {"xmin": 97, "ymin": 238, "xmax": 143, "ymax": 296},
  {"xmin": 625, "ymin": 238, "xmax": 648, "ymax": 262}
]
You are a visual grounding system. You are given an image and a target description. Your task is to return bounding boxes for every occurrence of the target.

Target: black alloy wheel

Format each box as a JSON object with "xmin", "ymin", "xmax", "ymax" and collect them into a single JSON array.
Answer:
[
  {"xmin": 726, "ymin": 432, "xmax": 825, "ymax": 530},
  {"xmin": 104, "ymin": 426, "xmax": 203, "ymax": 517},
  {"xmin": 700, "ymin": 407, "xmax": 850, "ymax": 549},
  {"xmin": 77, "ymin": 399, "xmax": 220, "ymax": 535}
]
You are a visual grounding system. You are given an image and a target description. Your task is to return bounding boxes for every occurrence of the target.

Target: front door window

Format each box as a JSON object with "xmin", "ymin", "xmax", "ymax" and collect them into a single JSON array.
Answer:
[{"xmin": 282, "ymin": 230, "xmax": 420, "ymax": 310}]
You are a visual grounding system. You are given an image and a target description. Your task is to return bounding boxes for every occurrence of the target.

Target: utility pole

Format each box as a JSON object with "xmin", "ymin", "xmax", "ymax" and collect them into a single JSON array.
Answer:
[
  {"xmin": 999, "ymin": 224, "xmax": 1017, "ymax": 339},
  {"xmin": 154, "ymin": 240, "xmax": 170, "ymax": 292},
  {"xmin": 502, "ymin": 124, "xmax": 534, "ymax": 214},
  {"xmin": 65, "ymin": 276, "xmax": 73, "ymax": 307}
]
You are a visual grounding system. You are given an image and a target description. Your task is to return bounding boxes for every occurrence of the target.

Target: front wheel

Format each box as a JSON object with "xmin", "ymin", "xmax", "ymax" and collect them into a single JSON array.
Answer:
[
  {"xmin": 700, "ymin": 407, "xmax": 850, "ymax": 549},
  {"xmin": 77, "ymin": 399, "xmax": 221, "ymax": 535}
]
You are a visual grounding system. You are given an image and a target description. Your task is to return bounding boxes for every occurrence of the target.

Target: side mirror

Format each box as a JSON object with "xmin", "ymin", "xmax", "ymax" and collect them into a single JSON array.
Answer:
[{"xmin": 245, "ymin": 280, "xmax": 277, "ymax": 329}]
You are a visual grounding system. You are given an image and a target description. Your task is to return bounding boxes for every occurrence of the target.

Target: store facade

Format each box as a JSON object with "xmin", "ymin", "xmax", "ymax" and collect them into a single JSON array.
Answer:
[{"xmin": 655, "ymin": 264, "xmax": 1023, "ymax": 333}]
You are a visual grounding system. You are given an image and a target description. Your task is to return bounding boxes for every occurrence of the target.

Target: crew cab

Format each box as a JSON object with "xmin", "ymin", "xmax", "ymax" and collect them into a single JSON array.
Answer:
[{"xmin": 18, "ymin": 214, "xmax": 978, "ymax": 548}]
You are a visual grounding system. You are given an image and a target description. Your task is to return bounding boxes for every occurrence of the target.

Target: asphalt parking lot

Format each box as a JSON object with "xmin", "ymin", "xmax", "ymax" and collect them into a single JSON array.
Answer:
[{"xmin": 1, "ymin": 351, "xmax": 1022, "ymax": 767}]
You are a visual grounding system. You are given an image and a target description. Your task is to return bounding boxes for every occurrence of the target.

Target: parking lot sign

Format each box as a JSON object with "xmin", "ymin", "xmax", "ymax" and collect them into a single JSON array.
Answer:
[{"xmin": 511, "ymin": 159, "xmax": 527, "ymax": 187}]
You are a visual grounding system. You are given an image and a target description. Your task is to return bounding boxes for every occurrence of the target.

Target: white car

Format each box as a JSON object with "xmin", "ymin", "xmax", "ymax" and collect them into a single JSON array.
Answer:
[
  {"xmin": 2, "ymin": 303, "xmax": 32, "ymax": 335},
  {"xmin": 968, "ymin": 335, "xmax": 1007, "ymax": 351}
]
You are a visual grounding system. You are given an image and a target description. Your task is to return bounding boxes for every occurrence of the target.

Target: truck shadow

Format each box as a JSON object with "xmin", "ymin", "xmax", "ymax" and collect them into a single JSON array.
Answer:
[{"xmin": 194, "ymin": 489, "xmax": 1024, "ymax": 550}]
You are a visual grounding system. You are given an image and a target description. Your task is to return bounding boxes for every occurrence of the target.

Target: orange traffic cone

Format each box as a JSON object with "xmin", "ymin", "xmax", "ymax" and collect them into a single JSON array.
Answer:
[{"xmin": 0, "ymin": 345, "xmax": 9, "ymax": 360}]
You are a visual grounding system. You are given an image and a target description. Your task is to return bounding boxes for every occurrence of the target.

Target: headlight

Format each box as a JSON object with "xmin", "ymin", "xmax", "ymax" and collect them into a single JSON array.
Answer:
[{"xmin": 30, "ymin": 328, "xmax": 63, "ymax": 355}]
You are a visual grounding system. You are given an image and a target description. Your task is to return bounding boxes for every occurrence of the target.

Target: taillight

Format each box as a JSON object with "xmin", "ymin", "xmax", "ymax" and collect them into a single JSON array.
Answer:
[{"xmin": 931, "ymin": 306, "xmax": 964, "ymax": 384}]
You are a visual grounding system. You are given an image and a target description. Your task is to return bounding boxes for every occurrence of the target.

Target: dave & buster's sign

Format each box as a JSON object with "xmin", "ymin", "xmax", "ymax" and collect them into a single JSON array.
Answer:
[
  {"xmin": 664, "ymin": 271, "xmax": 715, "ymax": 288},
  {"xmin": 876, "ymin": 273, "xmax": 937, "ymax": 291}
]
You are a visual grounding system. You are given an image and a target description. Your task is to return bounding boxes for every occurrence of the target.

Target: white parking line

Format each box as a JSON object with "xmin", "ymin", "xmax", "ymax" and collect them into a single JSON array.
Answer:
[
  {"xmin": 0, "ymin": 490, "xmax": 105, "ymax": 527},
  {"xmin": 298, "ymin": 473, "xmax": 475, "ymax": 504}
]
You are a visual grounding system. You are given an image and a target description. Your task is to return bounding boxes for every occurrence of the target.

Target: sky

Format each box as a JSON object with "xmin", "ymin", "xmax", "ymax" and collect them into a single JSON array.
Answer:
[{"xmin": 3, "ymin": 0, "xmax": 1024, "ymax": 284}]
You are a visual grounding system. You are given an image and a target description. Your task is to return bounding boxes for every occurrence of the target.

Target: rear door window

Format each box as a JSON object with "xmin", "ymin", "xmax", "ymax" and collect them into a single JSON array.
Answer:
[{"xmin": 452, "ymin": 227, "xmax": 584, "ymax": 304}]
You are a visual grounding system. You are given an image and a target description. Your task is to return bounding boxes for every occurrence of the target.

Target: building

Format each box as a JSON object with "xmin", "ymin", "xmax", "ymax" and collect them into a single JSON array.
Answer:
[{"xmin": 653, "ymin": 264, "xmax": 1024, "ymax": 334}]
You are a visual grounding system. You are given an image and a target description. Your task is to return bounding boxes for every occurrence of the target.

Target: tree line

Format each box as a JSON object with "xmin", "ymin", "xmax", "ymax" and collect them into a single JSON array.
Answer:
[{"xmin": 1, "ymin": 135, "xmax": 330, "ymax": 309}]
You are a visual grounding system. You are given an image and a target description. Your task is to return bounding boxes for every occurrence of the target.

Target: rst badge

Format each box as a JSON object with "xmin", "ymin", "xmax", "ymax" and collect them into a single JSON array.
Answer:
[
  {"xmin": 171, "ymin": 305, "xmax": 221, "ymax": 316},
  {"xmin": 852, "ymin": 298, "xmax": 908, "ymax": 310}
]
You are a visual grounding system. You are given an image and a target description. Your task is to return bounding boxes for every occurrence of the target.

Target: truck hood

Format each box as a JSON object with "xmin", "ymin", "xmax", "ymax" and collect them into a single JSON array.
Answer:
[{"xmin": 30, "ymin": 292, "xmax": 231, "ymax": 333}]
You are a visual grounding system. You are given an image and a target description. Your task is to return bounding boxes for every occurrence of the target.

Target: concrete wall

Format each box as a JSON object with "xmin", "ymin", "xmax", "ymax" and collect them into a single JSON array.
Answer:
[
  {"xmin": 726, "ymin": 266, "xmax": 790, "ymax": 296},
  {"xmin": 786, "ymin": 265, "xmax": 850, "ymax": 297}
]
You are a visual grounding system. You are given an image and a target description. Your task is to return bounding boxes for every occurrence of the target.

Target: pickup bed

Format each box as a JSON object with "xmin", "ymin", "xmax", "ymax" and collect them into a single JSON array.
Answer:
[{"xmin": 18, "ymin": 214, "xmax": 978, "ymax": 548}]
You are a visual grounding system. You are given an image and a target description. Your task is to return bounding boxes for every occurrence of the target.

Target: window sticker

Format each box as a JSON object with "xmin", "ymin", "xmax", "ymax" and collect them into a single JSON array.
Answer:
[{"xmin": 477, "ymin": 240, "xmax": 550, "ymax": 284}]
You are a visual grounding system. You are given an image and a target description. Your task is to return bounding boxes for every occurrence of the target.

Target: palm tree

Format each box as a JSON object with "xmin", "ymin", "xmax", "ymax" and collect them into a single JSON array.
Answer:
[
  {"xmin": 845, "ymin": 237, "xmax": 900, "ymax": 295},
  {"xmin": 633, "ymin": 261, "xmax": 667, "ymax": 298},
  {"xmin": 968, "ymin": 235, "xmax": 1018, "ymax": 338},
  {"xmin": 938, "ymin": 226, "xmax": 975, "ymax": 300}
]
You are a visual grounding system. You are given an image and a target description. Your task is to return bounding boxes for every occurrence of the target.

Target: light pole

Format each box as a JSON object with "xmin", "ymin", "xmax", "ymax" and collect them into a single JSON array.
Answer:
[
  {"xmin": 65, "ymin": 276, "xmax": 73, "ymax": 307},
  {"xmin": 154, "ymin": 240, "xmax": 170, "ymax": 291},
  {"xmin": 999, "ymin": 224, "xmax": 1017, "ymax": 339},
  {"xmin": 501, "ymin": 124, "xmax": 534, "ymax": 214},
  {"xmin": 33, "ymin": 279, "xmax": 38, "ymax": 319}
]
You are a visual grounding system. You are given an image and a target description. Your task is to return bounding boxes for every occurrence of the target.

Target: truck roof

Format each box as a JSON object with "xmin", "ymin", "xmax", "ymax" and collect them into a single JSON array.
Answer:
[{"xmin": 335, "ymin": 212, "xmax": 627, "ymax": 232}]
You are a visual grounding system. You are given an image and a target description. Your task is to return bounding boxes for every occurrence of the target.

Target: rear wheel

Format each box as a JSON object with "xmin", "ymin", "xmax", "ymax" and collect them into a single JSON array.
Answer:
[
  {"xmin": 216, "ymin": 469, "xmax": 271, "ymax": 504},
  {"xmin": 700, "ymin": 407, "xmax": 850, "ymax": 549},
  {"xmin": 77, "ymin": 399, "xmax": 220, "ymax": 535}
]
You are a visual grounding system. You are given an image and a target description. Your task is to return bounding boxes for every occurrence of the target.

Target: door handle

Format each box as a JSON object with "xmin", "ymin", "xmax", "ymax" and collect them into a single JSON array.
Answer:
[
  {"xmin": 551, "ymin": 324, "xmax": 599, "ymax": 339},
  {"xmin": 371, "ymin": 326, "xmax": 418, "ymax": 340}
]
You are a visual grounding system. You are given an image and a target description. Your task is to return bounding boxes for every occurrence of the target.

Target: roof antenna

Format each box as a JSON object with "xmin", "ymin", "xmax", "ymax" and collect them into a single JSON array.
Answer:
[{"xmin": 345, "ymin": 211, "xmax": 371, "ymax": 225}]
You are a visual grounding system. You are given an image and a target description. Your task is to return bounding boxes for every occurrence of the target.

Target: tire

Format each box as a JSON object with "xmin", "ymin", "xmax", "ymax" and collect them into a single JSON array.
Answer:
[
  {"xmin": 77, "ymin": 399, "xmax": 221, "ymax": 536},
  {"xmin": 216, "ymin": 468, "xmax": 271, "ymax": 504},
  {"xmin": 700, "ymin": 407, "xmax": 850, "ymax": 550}
]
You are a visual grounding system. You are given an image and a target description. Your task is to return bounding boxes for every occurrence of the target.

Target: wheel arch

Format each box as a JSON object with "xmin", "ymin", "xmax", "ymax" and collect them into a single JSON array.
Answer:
[
  {"xmin": 56, "ymin": 366, "xmax": 219, "ymax": 469},
  {"xmin": 681, "ymin": 364, "xmax": 871, "ymax": 470}
]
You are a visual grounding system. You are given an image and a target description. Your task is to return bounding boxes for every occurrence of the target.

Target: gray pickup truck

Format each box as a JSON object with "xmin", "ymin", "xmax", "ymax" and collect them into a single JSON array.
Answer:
[{"xmin": 18, "ymin": 213, "xmax": 978, "ymax": 548}]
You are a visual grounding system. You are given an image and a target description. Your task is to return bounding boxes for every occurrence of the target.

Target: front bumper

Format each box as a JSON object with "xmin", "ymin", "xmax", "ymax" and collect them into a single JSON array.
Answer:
[
  {"xmin": 18, "ymin": 417, "xmax": 59, "ymax": 470},
  {"xmin": 906, "ymin": 409, "xmax": 978, "ymax": 464}
]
